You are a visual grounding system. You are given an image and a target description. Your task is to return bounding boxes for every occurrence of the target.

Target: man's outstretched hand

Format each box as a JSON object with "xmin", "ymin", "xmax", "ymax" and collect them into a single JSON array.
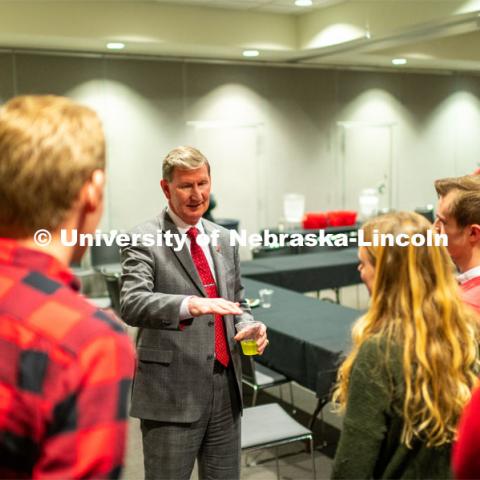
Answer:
[{"xmin": 188, "ymin": 296, "xmax": 243, "ymax": 317}]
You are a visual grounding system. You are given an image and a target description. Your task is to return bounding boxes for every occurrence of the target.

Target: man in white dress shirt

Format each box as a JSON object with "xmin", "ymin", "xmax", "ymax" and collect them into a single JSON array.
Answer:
[{"xmin": 120, "ymin": 146, "xmax": 268, "ymax": 479}]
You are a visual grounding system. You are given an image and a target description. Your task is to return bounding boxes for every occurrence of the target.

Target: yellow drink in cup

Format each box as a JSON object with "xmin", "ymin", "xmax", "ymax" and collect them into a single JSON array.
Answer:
[
  {"xmin": 240, "ymin": 339, "xmax": 258, "ymax": 356},
  {"xmin": 235, "ymin": 320, "xmax": 264, "ymax": 356}
]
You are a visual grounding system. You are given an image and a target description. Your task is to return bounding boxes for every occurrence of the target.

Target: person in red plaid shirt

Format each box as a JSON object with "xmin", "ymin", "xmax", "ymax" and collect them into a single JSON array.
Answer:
[{"xmin": 0, "ymin": 95, "xmax": 135, "ymax": 479}]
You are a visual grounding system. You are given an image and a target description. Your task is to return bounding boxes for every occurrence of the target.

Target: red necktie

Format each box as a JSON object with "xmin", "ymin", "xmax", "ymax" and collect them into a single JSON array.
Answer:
[{"xmin": 187, "ymin": 227, "xmax": 230, "ymax": 367}]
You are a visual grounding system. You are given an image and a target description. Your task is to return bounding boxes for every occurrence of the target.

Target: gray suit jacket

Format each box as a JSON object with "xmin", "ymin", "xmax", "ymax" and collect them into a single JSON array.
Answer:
[{"xmin": 120, "ymin": 209, "xmax": 253, "ymax": 423}]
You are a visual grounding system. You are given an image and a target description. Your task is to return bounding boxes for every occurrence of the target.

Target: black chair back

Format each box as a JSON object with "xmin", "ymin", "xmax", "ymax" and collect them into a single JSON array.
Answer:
[
  {"xmin": 103, "ymin": 273, "xmax": 121, "ymax": 315},
  {"xmin": 216, "ymin": 218, "xmax": 240, "ymax": 232},
  {"xmin": 414, "ymin": 206, "xmax": 434, "ymax": 224},
  {"xmin": 91, "ymin": 243, "xmax": 120, "ymax": 269}
]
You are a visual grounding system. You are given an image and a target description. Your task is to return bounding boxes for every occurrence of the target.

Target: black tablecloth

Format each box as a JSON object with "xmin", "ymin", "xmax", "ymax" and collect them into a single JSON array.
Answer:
[
  {"xmin": 107, "ymin": 254, "xmax": 361, "ymax": 397},
  {"xmin": 243, "ymin": 278, "xmax": 360, "ymax": 394},
  {"xmin": 241, "ymin": 248, "xmax": 361, "ymax": 292}
]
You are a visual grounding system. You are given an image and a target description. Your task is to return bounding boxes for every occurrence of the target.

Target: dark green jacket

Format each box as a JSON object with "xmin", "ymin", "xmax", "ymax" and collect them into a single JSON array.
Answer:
[{"xmin": 331, "ymin": 337, "xmax": 452, "ymax": 479}]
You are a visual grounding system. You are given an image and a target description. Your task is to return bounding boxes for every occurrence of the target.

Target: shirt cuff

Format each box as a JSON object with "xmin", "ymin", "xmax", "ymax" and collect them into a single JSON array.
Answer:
[{"xmin": 179, "ymin": 296, "xmax": 193, "ymax": 320}]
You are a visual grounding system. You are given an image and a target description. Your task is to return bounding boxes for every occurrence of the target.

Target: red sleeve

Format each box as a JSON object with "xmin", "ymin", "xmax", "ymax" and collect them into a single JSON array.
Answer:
[
  {"xmin": 453, "ymin": 386, "xmax": 480, "ymax": 479},
  {"xmin": 33, "ymin": 333, "xmax": 135, "ymax": 479}
]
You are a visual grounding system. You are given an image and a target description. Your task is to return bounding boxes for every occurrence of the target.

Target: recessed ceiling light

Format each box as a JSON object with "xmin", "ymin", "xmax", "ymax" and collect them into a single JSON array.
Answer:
[
  {"xmin": 106, "ymin": 42, "xmax": 125, "ymax": 50},
  {"xmin": 243, "ymin": 50, "xmax": 259, "ymax": 58},
  {"xmin": 295, "ymin": 0, "xmax": 313, "ymax": 6},
  {"xmin": 392, "ymin": 58, "xmax": 407, "ymax": 65}
]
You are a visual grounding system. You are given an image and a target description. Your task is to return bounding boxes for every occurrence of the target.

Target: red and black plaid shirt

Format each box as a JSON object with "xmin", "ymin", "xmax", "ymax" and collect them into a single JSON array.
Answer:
[{"xmin": 0, "ymin": 238, "xmax": 135, "ymax": 479}]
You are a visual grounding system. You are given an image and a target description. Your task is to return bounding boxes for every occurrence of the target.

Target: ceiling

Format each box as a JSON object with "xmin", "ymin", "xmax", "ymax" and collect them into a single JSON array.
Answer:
[
  {"xmin": 1, "ymin": 0, "xmax": 480, "ymax": 73},
  {"xmin": 150, "ymin": 0, "xmax": 347, "ymax": 14}
]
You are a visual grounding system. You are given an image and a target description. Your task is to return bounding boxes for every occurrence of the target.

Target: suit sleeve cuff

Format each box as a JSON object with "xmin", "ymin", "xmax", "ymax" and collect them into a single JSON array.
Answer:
[{"xmin": 179, "ymin": 296, "xmax": 193, "ymax": 320}]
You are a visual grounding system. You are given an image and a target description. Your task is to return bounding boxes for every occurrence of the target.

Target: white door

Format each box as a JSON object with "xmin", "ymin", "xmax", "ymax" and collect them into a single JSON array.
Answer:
[
  {"xmin": 187, "ymin": 122, "xmax": 265, "ymax": 259},
  {"xmin": 338, "ymin": 122, "xmax": 394, "ymax": 212}
]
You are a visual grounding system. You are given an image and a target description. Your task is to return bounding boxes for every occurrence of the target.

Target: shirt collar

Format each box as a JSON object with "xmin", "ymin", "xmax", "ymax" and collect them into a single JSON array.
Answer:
[
  {"xmin": 0, "ymin": 237, "xmax": 80, "ymax": 291},
  {"xmin": 457, "ymin": 265, "xmax": 480, "ymax": 285},
  {"xmin": 166, "ymin": 207, "xmax": 204, "ymax": 235}
]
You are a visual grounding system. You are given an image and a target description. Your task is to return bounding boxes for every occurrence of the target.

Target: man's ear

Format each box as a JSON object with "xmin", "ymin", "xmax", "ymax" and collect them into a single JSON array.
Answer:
[
  {"xmin": 469, "ymin": 224, "xmax": 480, "ymax": 243},
  {"xmin": 83, "ymin": 169, "xmax": 105, "ymax": 212},
  {"xmin": 160, "ymin": 179, "xmax": 171, "ymax": 200}
]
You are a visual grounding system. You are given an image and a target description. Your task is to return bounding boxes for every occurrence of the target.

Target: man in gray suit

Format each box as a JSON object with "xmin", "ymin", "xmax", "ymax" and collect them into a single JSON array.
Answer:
[{"xmin": 120, "ymin": 146, "xmax": 268, "ymax": 480}]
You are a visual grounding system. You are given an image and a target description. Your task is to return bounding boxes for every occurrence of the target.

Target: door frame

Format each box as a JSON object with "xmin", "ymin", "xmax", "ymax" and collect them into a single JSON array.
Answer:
[{"xmin": 336, "ymin": 121, "xmax": 397, "ymax": 211}]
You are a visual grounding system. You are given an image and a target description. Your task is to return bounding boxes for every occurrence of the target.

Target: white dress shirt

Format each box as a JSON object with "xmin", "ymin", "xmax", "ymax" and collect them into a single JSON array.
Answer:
[
  {"xmin": 167, "ymin": 207, "xmax": 216, "ymax": 320},
  {"xmin": 457, "ymin": 265, "xmax": 480, "ymax": 285}
]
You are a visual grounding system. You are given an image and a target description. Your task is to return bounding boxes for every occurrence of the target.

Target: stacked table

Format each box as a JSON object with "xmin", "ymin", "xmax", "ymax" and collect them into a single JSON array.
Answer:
[{"xmin": 241, "ymin": 248, "xmax": 361, "ymax": 292}]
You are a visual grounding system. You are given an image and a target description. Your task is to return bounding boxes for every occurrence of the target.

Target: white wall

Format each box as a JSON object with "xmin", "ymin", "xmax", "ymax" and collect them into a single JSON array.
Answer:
[{"xmin": 2, "ymin": 52, "xmax": 480, "ymax": 247}]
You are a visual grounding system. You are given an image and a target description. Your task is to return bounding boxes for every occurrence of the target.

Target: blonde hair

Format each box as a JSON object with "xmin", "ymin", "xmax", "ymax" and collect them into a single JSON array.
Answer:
[
  {"xmin": 0, "ymin": 95, "xmax": 105, "ymax": 237},
  {"xmin": 333, "ymin": 212, "xmax": 479, "ymax": 447},
  {"xmin": 162, "ymin": 146, "xmax": 210, "ymax": 182}
]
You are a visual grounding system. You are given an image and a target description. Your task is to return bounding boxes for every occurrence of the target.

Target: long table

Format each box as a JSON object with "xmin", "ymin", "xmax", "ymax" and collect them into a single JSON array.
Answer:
[
  {"xmin": 104, "ymin": 247, "xmax": 361, "ymax": 293},
  {"xmin": 241, "ymin": 248, "xmax": 361, "ymax": 292},
  {"xmin": 243, "ymin": 278, "xmax": 360, "ymax": 393},
  {"xmin": 103, "ymin": 258, "xmax": 361, "ymax": 400},
  {"xmin": 103, "ymin": 249, "xmax": 361, "ymax": 389}
]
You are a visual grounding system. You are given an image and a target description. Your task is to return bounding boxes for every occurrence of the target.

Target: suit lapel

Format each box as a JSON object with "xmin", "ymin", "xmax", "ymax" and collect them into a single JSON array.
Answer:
[
  {"xmin": 204, "ymin": 221, "xmax": 228, "ymax": 299},
  {"xmin": 160, "ymin": 210, "xmax": 206, "ymax": 296}
]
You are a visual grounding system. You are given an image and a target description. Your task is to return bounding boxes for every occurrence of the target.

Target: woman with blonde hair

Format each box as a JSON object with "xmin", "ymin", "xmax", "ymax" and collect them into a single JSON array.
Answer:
[{"xmin": 332, "ymin": 211, "xmax": 478, "ymax": 479}]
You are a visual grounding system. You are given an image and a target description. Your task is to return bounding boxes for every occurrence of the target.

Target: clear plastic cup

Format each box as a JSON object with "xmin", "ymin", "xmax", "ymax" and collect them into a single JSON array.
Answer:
[
  {"xmin": 259, "ymin": 288, "xmax": 274, "ymax": 308},
  {"xmin": 235, "ymin": 321, "xmax": 263, "ymax": 355}
]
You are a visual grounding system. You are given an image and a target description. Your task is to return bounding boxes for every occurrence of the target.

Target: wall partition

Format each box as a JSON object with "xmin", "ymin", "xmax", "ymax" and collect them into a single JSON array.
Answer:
[{"xmin": 1, "ymin": 51, "xmax": 479, "ymax": 257}]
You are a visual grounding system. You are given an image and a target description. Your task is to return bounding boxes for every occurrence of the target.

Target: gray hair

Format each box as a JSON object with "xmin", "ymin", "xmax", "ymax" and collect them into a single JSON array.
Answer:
[{"xmin": 162, "ymin": 146, "xmax": 210, "ymax": 182}]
